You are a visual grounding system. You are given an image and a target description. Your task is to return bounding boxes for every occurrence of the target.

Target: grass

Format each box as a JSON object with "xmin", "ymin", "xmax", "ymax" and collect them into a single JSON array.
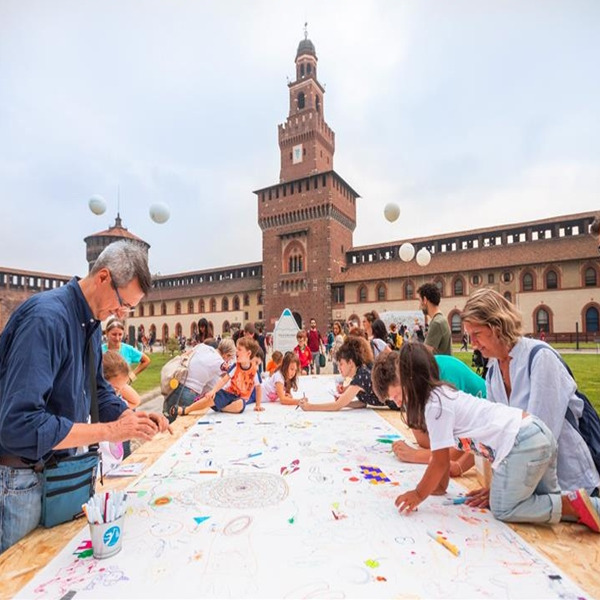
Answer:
[
  {"xmin": 453, "ymin": 351, "xmax": 600, "ymax": 412},
  {"xmin": 130, "ymin": 351, "xmax": 176, "ymax": 395}
]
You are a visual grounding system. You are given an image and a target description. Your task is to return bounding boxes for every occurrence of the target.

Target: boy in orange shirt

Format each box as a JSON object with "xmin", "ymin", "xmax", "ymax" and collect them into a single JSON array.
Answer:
[
  {"xmin": 294, "ymin": 330, "xmax": 312, "ymax": 375},
  {"xmin": 181, "ymin": 337, "xmax": 263, "ymax": 414}
]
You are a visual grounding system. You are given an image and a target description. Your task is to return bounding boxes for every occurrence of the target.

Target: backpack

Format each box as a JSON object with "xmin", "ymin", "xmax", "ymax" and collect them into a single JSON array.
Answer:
[
  {"xmin": 526, "ymin": 344, "xmax": 600, "ymax": 475},
  {"xmin": 160, "ymin": 350, "xmax": 193, "ymax": 396}
]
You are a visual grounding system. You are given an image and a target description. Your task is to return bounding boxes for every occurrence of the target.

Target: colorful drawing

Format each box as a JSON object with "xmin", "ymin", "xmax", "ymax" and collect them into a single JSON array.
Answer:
[{"xmin": 359, "ymin": 465, "xmax": 391, "ymax": 484}]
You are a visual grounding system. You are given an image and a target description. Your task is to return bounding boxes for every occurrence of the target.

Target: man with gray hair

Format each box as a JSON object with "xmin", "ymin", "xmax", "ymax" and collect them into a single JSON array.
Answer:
[{"xmin": 0, "ymin": 241, "xmax": 170, "ymax": 553}]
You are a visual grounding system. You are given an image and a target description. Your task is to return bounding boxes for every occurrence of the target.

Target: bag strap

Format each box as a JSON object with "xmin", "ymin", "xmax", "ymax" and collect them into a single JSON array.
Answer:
[
  {"xmin": 527, "ymin": 342, "xmax": 580, "ymax": 431},
  {"xmin": 88, "ymin": 342, "xmax": 99, "ymax": 425}
]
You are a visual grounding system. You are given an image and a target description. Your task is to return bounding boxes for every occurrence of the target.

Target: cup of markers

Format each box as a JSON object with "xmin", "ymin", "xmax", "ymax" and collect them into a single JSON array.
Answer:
[{"xmin": 83, "ymin": 491, "xmax": 127, "ymax": 559}]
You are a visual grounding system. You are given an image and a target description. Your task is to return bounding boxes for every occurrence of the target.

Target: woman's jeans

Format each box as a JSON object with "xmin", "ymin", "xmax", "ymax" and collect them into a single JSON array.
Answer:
[
  {"xmin": 0, "ymin": 466, "xmax": 42, "ymax": 553},
  {"xmin": 490, "ymin": 416, "xmax": 562, "ymax": 525}
]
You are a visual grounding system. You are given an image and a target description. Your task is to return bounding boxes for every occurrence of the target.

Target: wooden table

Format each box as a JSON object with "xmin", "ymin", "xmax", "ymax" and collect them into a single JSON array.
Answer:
[{"xmin": 1, "ymin": 409, "xmax": 599, "ymax": 598}]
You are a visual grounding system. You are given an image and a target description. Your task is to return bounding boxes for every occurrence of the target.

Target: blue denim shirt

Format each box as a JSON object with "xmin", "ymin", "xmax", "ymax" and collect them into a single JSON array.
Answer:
[{"xmin": 0, "ymin": 277, "xmax": 127, "ymax": 461}]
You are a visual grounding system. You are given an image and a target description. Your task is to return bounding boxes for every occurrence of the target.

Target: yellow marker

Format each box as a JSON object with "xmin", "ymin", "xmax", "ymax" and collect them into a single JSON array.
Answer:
[{"xmin": 427, "ymin": 530, "xmax": 460, "ymax": 556}]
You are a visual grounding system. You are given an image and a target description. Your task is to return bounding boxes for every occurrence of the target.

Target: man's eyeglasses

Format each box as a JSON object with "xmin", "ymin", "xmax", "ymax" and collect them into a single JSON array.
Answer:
[{"xmin": 109, "ymin": 272, "xmax": 134, "ymax": 313}]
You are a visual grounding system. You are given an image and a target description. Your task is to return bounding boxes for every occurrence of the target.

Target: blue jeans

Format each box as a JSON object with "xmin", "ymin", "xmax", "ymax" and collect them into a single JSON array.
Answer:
[
  {"xmin": 0, "ymin": 465, "xmax": 43, "ymax": 553},
  {"xmin": 490, "ymin": 416, "xmax": 562, "ymax": 524},
  {"xmin": 311, "ymin": 351, "xmax": 321, "ymax": 374}
]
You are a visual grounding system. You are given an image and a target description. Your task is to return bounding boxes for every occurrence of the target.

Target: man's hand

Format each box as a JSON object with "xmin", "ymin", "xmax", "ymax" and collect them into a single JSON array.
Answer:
[
  {"xmin": 465, "ymin": 487, "xmax": 490, "ymax": 508},
  {"xmin": 148, "ymin": 412, "xmax": 173, "ymax": 435},
  {"xmin": 106, "ymin": 410, "xmax": 159, "ymax": 442}
]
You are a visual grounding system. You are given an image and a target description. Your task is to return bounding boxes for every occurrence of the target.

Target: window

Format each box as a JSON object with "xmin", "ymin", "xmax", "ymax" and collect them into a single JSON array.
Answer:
[
  {"xmin": 434, "ymin": 279, "xmax": 444, "ymax": 297},
  {"xmin": 257, "ymin": 293, "xmax": 264, "ymax": 305},
  {"xmin": 210, "ymin": 298, "xmax": 216, "ymax": 312},
  {"xmin": 297, "ymin": 92, "xmax": 305, "ymax": 109},
  {"xmin": 404, "ymin": 281, "xmax": 414, "ymax": 300},
  {"xmin": 187, "ymin": 300, "xmax": 194, "ymax": 314},
  {"xmin": 358, "ymin": 285, "xmax": 368, "ymax": 303},
  {"xmin": 504, "ymin": 291, "xmax": 512, "ymax": 303},
  {"xmin": 585, "ymin": 307, "xmax": 599, "ymax": 333},
  {"xmin": 453, "ymin": 278, "xmax": 464, "ymax": 296},
  {"xmin": 149, "ymin": 303, "xmax": 155, "ymax": 317},
  {"xmin": 199, "ymin": 299, "xmax": 205, "ymax": 313},
  {"xmin": 222, "ymin": 297, "xmax": 229, "ymax": 311},
  {"xmin": 451, "ymin": 313, "xmax": 462, "ymax": 334},
  {"xmin": 138, "ymin": 304, "xmax": 145, "ymax": 317},
  {"xmin": 243, "ymin": 294, "xmax": 250, "ymax": 306},
  {"xmin": 502, "ymin": 271, "xmax": 513, "ymax": 283},
  {"xmin": 175, "ymin": 301, "xmax": 182, "ymax": 315},
  {"xmin": 545, "ymin": 270, "xmax": 558, "ymax": 290},
  {"xmin": 488, "ymin": 273, "xmax": 495, "ymax": 284},
  {"xmin": 535, "ymin": 308, "xmax": 549, "ymax": 333},
  {"xmin": 585, "ymin": 267, "xmax": 597, "ymax": 287},
  {"xmin": 376, "ymin": 283, "xmax": 386, "ymax": 302},
  {"xmin": 471, "ymin": 274, "xmax": 481, "ymax": 285},
  {"xmin": 233, "ymin": 296, "xmax": 240, "ymax": 311},
  {"xmin": 332, "ymin": 285, "xmax": 345, "ymax": 304},
  {"xmin": 161, "ymin": 302, "xmax": 167, "ymax": 316},
  {"xmin": 244, "ymin": 312, "xmax": 249, "ymax": 321},
  {"xmin": 522, "ymin": 272, "xmax": 534, "ymax": 291}
]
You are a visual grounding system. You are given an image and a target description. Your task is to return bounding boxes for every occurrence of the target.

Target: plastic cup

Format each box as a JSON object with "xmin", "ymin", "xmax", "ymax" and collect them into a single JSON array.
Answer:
[{"xmin": 89, "ymin": 514, "xmax": 125, "ymax": 559}]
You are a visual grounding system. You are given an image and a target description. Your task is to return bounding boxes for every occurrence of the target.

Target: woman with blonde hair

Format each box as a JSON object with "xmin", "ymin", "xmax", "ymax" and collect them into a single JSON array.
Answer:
[{"xmin": 461, "ymin": 287, "xmax": 599, "ymax": 507}]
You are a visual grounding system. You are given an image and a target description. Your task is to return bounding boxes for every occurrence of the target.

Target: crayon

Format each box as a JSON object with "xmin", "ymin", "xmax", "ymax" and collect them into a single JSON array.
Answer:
[
  {"xmin": 443, "ymin": 496, "xmax": 467, "ymax": 505},
  {"xmin": 427, "ymin": 530, "xmax": 460, "ymax": 556}
]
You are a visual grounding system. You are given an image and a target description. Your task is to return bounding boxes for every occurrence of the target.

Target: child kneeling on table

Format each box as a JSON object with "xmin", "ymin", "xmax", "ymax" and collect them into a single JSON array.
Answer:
[
  {"xmin": 181, "ymin": 337, "xmax": 264, "ymax": 414},
  {"xmin": 374, "ymin": 343, "xmax": 600, "ymax": 532}
]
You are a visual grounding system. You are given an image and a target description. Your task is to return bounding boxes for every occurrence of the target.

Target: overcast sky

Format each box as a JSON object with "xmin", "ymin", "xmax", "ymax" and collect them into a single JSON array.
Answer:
[{"xmin": 1, "ymin": 0, "xmax": 598, "ymax": 277}]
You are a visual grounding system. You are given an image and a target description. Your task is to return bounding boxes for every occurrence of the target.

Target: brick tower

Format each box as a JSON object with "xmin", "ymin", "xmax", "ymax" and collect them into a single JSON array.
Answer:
[{"xmin": 255, "ymin": 29, "xmax": 360, "ymax": 330}]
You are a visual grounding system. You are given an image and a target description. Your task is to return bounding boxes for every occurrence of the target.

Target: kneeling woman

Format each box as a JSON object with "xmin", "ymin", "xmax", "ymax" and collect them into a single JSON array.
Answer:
[
  {"xmin": 378, "ymin": 343, "xmax": 600, "ymax": 532},
  {"xmin": 300, "ymin": 336, "xmax": 391, "ymax": 412}
]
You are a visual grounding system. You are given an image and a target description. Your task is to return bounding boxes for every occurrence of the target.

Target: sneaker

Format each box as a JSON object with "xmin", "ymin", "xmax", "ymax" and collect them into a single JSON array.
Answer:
[{"xmin": 568, "ymin": 489, "xmax": 600, "ymax": 532}]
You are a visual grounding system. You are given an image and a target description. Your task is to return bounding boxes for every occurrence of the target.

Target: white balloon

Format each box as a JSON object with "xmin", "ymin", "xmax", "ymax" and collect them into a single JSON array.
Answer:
[
  {"xmin": 88, "ymin": 195, "xmax": 106, "ymax": 215},
  {"xmin": 399, "ymin": 242, "xmax": 415, "ymax": 262},
  {"xmin": 149, "ymin": 202, "xmax": 170, "ymax": 224},
  {"xmin": 416, "ymin": 248, "xmax": 431, "ymax": 267},
  {"xmin": 383, "ymin": 202, "xmax": 400, "ymax": 223}
]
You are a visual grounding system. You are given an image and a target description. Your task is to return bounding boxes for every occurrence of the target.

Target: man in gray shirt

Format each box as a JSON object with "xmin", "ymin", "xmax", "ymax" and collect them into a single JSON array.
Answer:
[{"xmin": 417, "ymin": 283, "xmax": 452, "ymax": 355}]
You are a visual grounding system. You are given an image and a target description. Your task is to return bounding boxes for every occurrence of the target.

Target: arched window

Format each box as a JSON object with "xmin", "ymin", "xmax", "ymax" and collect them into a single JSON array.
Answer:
[
  {"xmin": 187, "ymin": 300, "xmax": 194, "ymax": 314},
  {"xmin": 190, "ymin": 322, "xmax": 198, "ymax": 339},
  {"xmin": 161, "ymin": 302, "xmax": 167, "ymax": 316},
  {"xmin": 450, "ymin": 312, "xmax": 462, "ymax": 334},
  {"xmin": 434, "ymin": 279, "xmax": 444, "ymax": 297},
  {"xmin": 257, "ymin": 293, "xmax": 263, "ymax": 305},
  {"xmin": 149, "ymin": 303, "xmax": 155, "ymax": 317},
  {"xmin": 210, "ymin": 298, "xmax": 217, "ymax": 312},
  {"xmin": 233, "ymin": 296, "xmax": 240, "ymax": 311},
  {"xmin": 162, "ymin": 324, "xmax": 169, "ymax": 342},
  {"xmin": 585, "ymin": 267, "xmax": 597, "ymax": 287},
  {"xmin": 300, "ymin": 64, "xmax": 305, "ymax": 77},
  {"xmin": 175, "ymin": 301, "xmax": 182, "ymax": 315},
  {"xmin": 243, "ymin": 294, "xmax": 250, "ymax": 306},
  {"xmin": 522, "ymin": 272, "xmax": 534, "ymax": 292},
  {"xmin": 404, "ymin": 281, "xmax": 414, "ymax": 300},
  {"xmin": 284, "ymin": 241, "xmax": 305, "ymax": 274},
  {"xmin": 535, "ymin": 308, "xmax": 550, "ymax": 333},
  {"xmin": 545, "ymin": 270, "xmax": 558, "ymax": 290},
  {"xmin": 199, "ymin": 299, "xmax": 205, "ymax": 313},
  {"xmin": 358, "ymin": 285, "xmax": 368, "ymax": 303},
  {"xmin": 585, "ymin": 307, "xmax": 600, "ymax": 333},
  {"xmin": 222, "ymin": 297, "xmax": 229, "ymax": 311},
  {"xmin": 453, "ymin": 277, "xmax": 464, "ymax": 296},
  {"xmin": 376, "ymin": 283, "xmax": 386, "ymax": 302},
  {"xmin": 504, "ymin": 291, "xmax": 512, "ymax": 303},
  {"xmin": 223, "ymin": 320, "xmax": 231, "ymax": 334},
  {"xmin": 307, "ymin": 63, "xmax": 312, "ymax": 74},
  {"xmin": 316, "ymin": 95, "xmax": 321, "ymax": 113},
  {"xmin": 297, "ymin": 92, "xmax": 305, "ymax": 109},
  {"xmin": 175, "ymin": 323, "xmax": 182, "ymax": 338},
  {"xmin": 138, "ymin": 304, "xmax": 145, "ymax": 317}
]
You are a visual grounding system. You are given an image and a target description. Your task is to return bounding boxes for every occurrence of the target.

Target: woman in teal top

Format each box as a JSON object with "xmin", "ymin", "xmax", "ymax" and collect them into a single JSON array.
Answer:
[
  {"xmin": 372, "ymin": 350, "xmax": 485, "ymax": 477},
  {"xmin": 102, "ymin": 317, "xmax": 151, "ymax": 409}
]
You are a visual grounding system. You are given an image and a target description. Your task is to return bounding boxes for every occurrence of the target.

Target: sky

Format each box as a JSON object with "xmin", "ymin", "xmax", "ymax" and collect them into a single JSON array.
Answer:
[{"xmin": 1, "ymin": 0, "xmax": 599, "ymax": 277}]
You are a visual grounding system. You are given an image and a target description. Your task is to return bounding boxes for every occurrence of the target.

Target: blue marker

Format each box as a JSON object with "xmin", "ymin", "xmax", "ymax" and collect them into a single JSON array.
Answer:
[{"xmin": 443, "ymin": 496, "xmax": 467, "ymax": 505}]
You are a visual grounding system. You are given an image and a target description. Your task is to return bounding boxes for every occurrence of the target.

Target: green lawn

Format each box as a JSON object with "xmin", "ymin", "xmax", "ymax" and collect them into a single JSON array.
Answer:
[
  {"xmin": 130, "ymin": 351, "xmax": 175, "ymax": 395},
  {"xmin": 453, "ymin": 351, "xmax": 600, "ymax": 412}
]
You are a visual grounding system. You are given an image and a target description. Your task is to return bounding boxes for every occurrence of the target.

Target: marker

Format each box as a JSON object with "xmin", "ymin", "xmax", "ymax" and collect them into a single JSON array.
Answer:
[
  {"xmin": 427, "ymin": 530, "xmax": 460, "ymax": 556},
  {"xmin": 376, "ymin": 438, "xmax": 394, "ymax": 444},
  {"xmin": 197, "ymin": 421, "xmax": 222, "ymax": 425},
  {"xmin": 232, "ymin": 451, "xmax": 263, "ymax": 462},
  {"xmin": 189, "ymin": 470, "xmax": 219, "ymax": 474},
  {"xmin": 443, "ymin": 497, "xmax": 467, "ymax": 505}
]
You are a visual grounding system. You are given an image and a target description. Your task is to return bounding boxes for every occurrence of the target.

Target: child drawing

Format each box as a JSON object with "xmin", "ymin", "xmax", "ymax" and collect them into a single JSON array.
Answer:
[
  {"xmin": 299, "ymin": 337, "xmax": 383, "ymax": 412},
  {"xmin": 389, "ymin": 343, "xmax": 600, "ymax": 533},
  {"xmin": 179, "ymin": 338, "xmax": 264, "ymax": 414},
  {"xmin": 261, "ymin": 352, "xmax": 303, "ymax": 405}
]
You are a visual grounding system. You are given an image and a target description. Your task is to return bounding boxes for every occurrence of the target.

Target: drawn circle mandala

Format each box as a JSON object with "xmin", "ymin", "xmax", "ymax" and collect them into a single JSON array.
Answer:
[{"xmin": 194, "ymin": 473, "xmax": 289, "ymax": 509}]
